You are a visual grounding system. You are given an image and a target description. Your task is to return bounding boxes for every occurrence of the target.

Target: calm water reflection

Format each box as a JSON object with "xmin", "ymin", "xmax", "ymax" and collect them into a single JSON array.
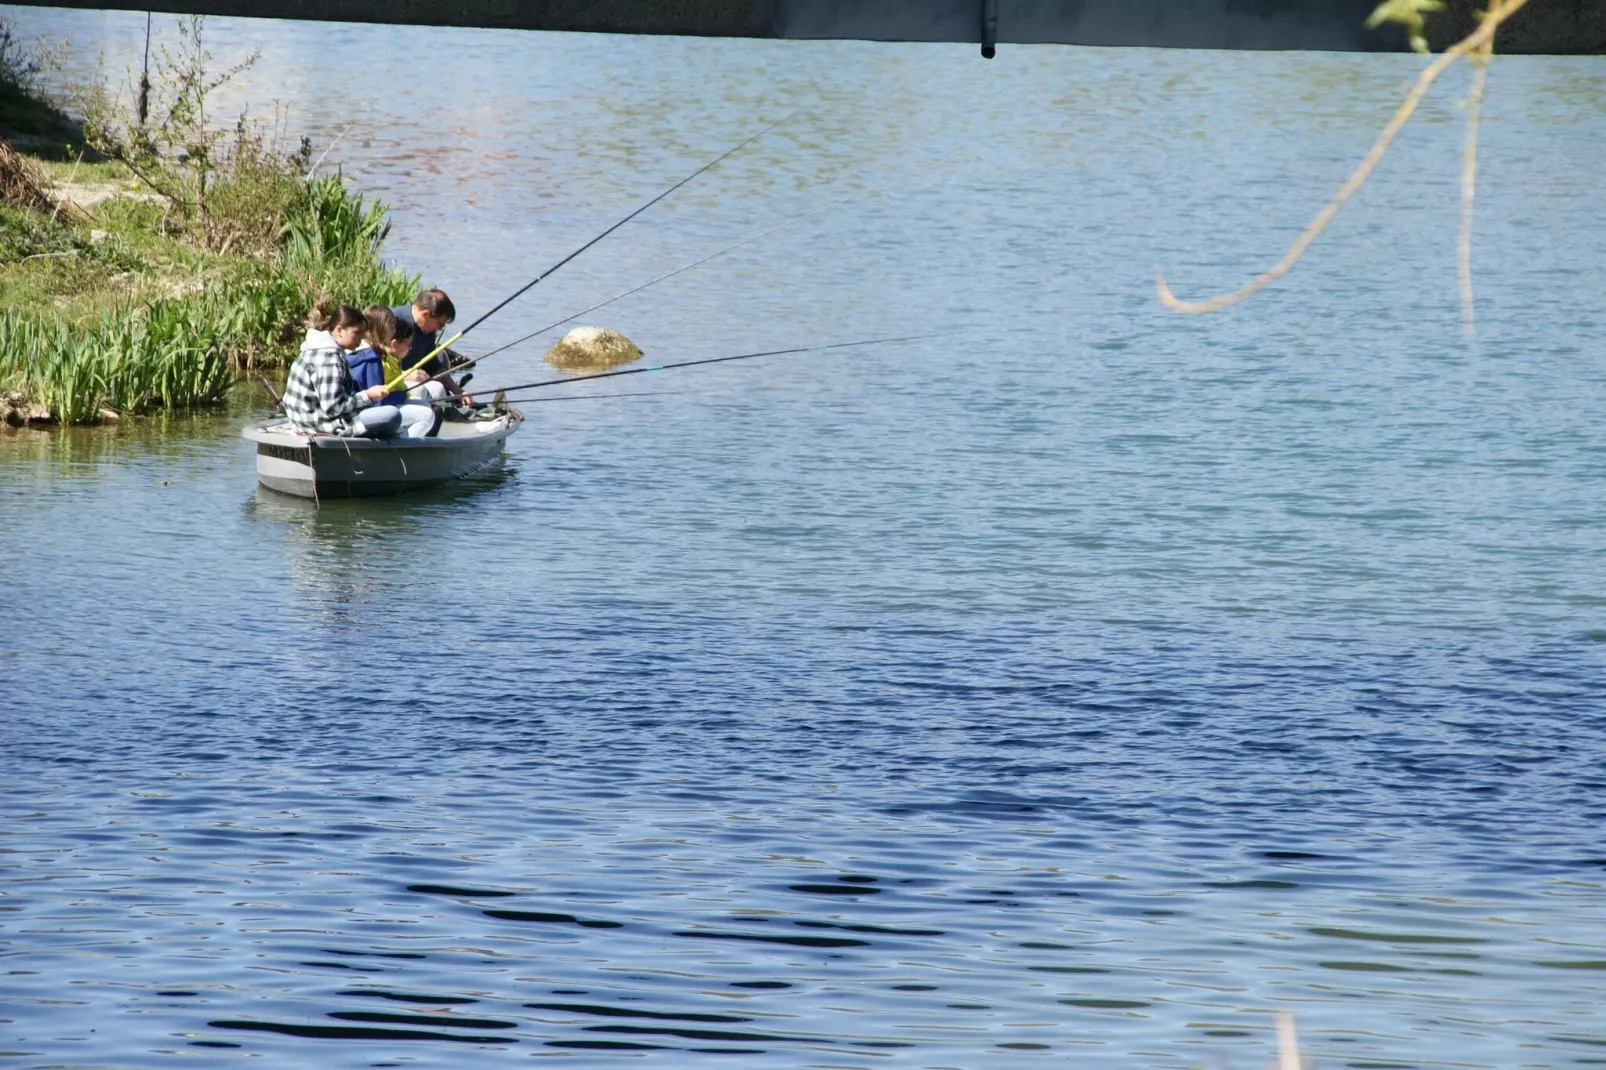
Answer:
[{"xmin": 3, "ymin": 8, "xmax": 1605, "ymax": 1068}]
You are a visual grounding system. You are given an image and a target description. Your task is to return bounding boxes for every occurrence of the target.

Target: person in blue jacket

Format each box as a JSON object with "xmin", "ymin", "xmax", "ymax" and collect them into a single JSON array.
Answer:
[{"xmin": 344, "ymin": 307, "xmax": 437, "ymax": 438}]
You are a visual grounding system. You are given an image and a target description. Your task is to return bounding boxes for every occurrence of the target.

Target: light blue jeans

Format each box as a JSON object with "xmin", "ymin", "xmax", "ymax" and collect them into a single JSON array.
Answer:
[{"xmin": 356, "ymin": 403, "xmax": 437, "ymax": 439}]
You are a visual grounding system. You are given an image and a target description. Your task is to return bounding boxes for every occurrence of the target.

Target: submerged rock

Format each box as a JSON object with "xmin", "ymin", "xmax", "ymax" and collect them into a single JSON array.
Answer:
[
  {"xmin": 543, "ymin": 326, "xmax": 642, "ymax": 373},
  {"xmin": 0, "ymin": 391, "xmax": 55, "ymax": 425}
]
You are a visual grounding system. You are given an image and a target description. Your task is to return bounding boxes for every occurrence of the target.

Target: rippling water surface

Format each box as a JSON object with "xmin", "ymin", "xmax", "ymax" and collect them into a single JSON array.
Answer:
[{"xmin": 3, "ymin": 9, "xmax": 1605, "ymax": 1067}]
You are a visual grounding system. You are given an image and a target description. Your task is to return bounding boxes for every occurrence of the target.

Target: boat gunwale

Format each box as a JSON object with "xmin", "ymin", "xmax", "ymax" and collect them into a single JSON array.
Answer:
[{"xmin": 241, "ymin": 407, "xmax": 524, "ymax": 451}]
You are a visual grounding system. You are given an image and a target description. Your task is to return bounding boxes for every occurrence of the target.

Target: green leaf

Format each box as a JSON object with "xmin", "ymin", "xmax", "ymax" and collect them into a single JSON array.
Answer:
[{"xmin": 1366, "ymin": 0, "xmax": 1446, "ymax": 53}]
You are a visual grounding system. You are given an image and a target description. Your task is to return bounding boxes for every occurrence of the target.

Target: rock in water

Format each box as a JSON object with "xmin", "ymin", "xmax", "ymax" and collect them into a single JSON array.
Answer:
[{"xmin": 543, "ymin": 326, "xmax": 642, "ymax": 373}]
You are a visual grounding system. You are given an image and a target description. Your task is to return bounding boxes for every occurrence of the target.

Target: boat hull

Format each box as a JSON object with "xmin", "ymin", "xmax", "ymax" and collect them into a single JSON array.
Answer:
[{"xmin": 242, "ymin": 409, "xmax": 523, "ymax": 499}]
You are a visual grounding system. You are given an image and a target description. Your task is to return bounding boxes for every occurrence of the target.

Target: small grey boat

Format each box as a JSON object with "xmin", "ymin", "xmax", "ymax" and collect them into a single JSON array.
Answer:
[{"xmin": 242, "ymin": 406, "xmax": 523, "ymax": 499}]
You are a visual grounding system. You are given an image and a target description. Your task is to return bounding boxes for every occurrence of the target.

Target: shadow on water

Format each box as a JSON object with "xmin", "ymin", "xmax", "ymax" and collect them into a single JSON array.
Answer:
[
  {"xmin": 1, "ymin": 410, "xmax": 244, "ymax": 467},
  {"xmin": 240, "ymin": 459, "xmax": 517, "ymax": 612},
  {"xmin": 245, "ymin": 458, "xmax": 515, "ymax": 537},
  {"xmin": 245, "ymin": 458, "xmax": 516, "ymax": 528},
  {"xmin": 0, "ymin": 383, "xmax": 276, "ymax": 471}
]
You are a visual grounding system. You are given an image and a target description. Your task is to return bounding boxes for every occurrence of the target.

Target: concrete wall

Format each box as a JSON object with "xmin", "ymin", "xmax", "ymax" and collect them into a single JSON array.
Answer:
[{"xmin": 10, "ymin": 0, "xmax": 1606, "ymax": 52}]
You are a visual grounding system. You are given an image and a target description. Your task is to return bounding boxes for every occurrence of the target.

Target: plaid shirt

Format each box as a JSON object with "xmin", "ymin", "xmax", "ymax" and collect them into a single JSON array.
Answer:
[{"xmin": 283, "ymin": 340, "xmax": 369, "ymax": 435}]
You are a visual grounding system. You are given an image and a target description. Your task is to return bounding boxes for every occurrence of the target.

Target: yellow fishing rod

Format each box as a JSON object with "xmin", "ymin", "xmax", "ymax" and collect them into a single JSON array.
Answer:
[{"xmin": 381, "ymin": 331, "xmax": 464, "ymax": 394}]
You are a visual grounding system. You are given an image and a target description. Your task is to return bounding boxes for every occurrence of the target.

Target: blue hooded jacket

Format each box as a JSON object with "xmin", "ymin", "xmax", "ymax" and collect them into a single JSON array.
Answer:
[{"xmin": 346, "ymin": 347, "xmax": 406, "ymax": 405}]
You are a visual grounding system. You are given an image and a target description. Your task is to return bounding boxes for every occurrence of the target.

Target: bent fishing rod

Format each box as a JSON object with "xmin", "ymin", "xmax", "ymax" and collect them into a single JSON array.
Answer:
[
  {"xmin": 450, "ymin": 333, "xmax": 941, "ymax": 406},
  {"xmin": 383, "ymin": 113, "xmax": 795, "ymax": 394}
]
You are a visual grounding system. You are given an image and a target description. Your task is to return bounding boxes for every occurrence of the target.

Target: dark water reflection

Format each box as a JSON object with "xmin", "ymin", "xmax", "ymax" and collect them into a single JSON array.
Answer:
[{"xmin": 4, "ymin": 7, "xmax": 1606, "ymax": 1069}]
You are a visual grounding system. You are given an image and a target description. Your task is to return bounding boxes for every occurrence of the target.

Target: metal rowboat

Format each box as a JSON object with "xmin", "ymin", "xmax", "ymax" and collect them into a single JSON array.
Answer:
[{"xmin": 242, "ymin": 406, "xmax": 523, "ymax": 499}]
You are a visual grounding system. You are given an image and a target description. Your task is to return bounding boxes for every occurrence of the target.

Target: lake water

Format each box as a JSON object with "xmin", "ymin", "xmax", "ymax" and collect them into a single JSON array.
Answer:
[{"xmin": 3, "ymin": 8, "xmax": 1605, "ymax": 1067}]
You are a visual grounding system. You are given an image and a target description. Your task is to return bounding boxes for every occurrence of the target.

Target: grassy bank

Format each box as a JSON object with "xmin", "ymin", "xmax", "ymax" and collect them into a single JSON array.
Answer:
[
  {"xmin": 0, "ymin": 17, "xmax": 418, "ymax": 425},
  {"xmin": 0, "ymin": 169, "xmax": 418, "ymax": 424}
]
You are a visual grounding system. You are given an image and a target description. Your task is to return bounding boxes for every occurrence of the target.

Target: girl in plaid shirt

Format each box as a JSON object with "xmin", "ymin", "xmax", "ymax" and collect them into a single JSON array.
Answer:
[{"xmin": 282, "ymin": 303, "xmax": 392, "ymax": 436}]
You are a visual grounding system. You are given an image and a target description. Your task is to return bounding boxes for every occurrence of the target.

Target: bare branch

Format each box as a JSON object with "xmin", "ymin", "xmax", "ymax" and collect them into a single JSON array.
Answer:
[
  {"xmin": 1458, "ymin": 0, "xmax": 1506, "ymax": 338},
  {"xmin": 1157, "ymin": 0, "xmax": 1532, "ymax": 315}
]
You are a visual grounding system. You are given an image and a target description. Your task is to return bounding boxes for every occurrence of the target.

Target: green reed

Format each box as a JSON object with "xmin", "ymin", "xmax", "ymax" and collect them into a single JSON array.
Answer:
[
  {"xmin": 282, "ymin": 174, "xmax": 393, "ymax": 271},
  {"xmin": 1, "ymin": 176, "xmax": 417, "ymax": 425},
  {"xmin": 0, "ymin": 298, "xmax": 230, "ymax": 422}
]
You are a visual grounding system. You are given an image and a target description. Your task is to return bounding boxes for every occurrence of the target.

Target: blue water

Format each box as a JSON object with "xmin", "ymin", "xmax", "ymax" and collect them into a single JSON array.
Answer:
[{"xmin": 3, "ymin": 9, "xmax": 1606, "ymax": 1067}]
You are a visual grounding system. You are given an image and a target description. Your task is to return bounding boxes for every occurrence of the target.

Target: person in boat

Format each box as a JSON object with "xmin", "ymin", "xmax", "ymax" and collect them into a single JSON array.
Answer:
[
  {"xmin": 342, "ymin": 306, "xmax": 438, "ymax": 438},
  {"xmin": 355, "ymin": 305, "xmax": 408, "ymax": 400},
  {"xmin": 282, "ymin": 302, "xmax": 402, "ymax": 438},
  {"xmin": 393, "ymin": 288, "xmax": 472, "ymax": 404}
]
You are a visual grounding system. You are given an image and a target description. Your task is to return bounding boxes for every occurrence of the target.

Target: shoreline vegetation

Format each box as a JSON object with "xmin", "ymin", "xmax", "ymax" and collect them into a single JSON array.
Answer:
[{"xmin": 0, "ymin": 15, "xmax": 416, "ymax": 426}]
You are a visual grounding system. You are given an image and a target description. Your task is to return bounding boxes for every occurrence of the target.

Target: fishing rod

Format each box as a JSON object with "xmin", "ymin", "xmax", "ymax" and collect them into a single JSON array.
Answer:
[
  {"xmin": 461, "ymin": 113, "xmax": 792, "ymax": 337},
  {"xmin": 456, "ymin": 333, "xmax": 940, "ymax": 405},
  {"xmin": 443, "ymin": 177, "xmax": 949, "ymax": 382},
  {"xmin": 383, "ymin": 114, "xmax": 795, "ymax": 395},
  {"xmin": 385, "ymin": 114, "xmax": 793, "ymax": 395},
  {"xmin": 413, "ymin": 171, "xmax": 959, "ymax": 398},
  {"xmin": 511, "ymin": 390, "xmax": 678, "ymax": 404},
  {"xmin": 449, "ymin": 196, "xmax": 854, "ymax": 375}
]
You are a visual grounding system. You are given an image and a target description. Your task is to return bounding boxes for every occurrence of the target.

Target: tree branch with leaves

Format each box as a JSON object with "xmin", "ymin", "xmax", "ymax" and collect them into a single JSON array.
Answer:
[{"xmin": 76, "ymin": 15, "xmax": 310, "ymax": 251}]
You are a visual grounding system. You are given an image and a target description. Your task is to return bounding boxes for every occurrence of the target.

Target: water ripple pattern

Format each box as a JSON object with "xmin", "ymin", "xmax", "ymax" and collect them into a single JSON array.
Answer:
[{"xmin": 2, "ymin": 9, "xmax": 1605, "ymax": 1068}]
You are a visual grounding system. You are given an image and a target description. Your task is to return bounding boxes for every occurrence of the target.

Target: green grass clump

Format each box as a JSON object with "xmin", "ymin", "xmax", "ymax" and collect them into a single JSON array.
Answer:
[
  {"xmin": 0, "ymin": 301, "xmax": 234, "ymax": 423},
  {"xmin": 0, "ymin": 176, "xmax": 417, "ymax": 424}
]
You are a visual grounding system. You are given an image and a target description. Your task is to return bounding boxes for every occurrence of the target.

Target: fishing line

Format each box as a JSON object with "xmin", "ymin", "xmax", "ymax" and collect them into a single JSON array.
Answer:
[{"xmin": 456, "ymin": 333, "xmax": 942, "ymax": 403}]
